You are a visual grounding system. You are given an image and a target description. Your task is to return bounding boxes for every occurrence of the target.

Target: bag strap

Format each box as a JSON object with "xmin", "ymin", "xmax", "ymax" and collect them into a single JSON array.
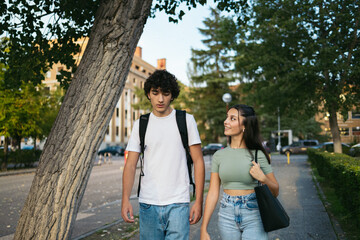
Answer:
[
  {"xmin": 138, "ymin": 113, "xmax": 150, "ymax": 197},
  {"xmin": 175, "ymin": 110, "xmax": 196, "ymax": 197},
  {"xmin": 254, "ymin": 149, "xmax": 262, "ymax": 186}
]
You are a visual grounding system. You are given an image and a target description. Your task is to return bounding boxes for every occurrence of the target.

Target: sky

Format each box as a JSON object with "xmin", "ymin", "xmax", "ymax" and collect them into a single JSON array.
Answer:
[{"xmin": 137, "ymin": 5, "xmax": 214, "ymax": 86}]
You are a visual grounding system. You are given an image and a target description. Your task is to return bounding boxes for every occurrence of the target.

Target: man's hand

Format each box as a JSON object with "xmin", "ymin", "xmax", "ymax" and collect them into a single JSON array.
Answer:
[
  {"xmin": 121, "ymin": 200, "xmax": 135, "ymax": 223},
  {"xmin": 189, "ymin": 201, "xmax": 203, "ymax": 225}
]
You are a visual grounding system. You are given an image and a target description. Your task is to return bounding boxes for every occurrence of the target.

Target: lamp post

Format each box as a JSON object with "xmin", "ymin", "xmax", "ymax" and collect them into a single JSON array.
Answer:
[
  {"xmin": 276, "ymin": 107, "xmax": 281, "ymax": 152},
  {"xmin": 222, "ymin": 93, "xmax": 232, "ymax": 112},
  {"xmin": 222, "ymin": 93, "xmax": 232, "ymax": 146}
]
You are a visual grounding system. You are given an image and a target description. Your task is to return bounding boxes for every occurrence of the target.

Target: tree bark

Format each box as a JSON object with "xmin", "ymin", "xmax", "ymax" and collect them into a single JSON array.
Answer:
[
  {"xmin": 14, "ymin": 0, "xmax": 153, "ymax": 239},
  {"xmin": 328, "ymin": 106, "xmax": 342, "ymax": 154}
]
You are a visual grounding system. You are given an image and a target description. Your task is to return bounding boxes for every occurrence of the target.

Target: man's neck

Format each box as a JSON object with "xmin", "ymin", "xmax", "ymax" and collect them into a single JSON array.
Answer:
[{"xmin": 152, "ymin": 107, "xmax": 173, "ymax": 117}]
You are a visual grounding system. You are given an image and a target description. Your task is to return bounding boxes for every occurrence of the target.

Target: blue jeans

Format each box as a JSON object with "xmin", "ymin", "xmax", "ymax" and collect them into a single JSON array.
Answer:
[
  {"xmin": 139, "ymin": 202, "xmax": 190, "ymax": 240},
  {"xmin": 218, "ymin": 192, "xmax": 268, "ymax": 240}
]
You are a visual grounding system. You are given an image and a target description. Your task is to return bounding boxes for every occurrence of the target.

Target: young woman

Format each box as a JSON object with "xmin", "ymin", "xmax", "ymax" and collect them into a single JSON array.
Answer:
[{"xmin": 200, "ymin": 104, "xmax": 279, "ymax": 240}]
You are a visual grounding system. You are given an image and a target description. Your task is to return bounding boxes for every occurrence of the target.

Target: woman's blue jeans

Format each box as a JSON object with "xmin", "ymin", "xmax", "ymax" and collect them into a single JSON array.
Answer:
[
  {"xmin": 218, "ymin": 192, "xmax": 268, "ymax": 240},
  {"xmin": 139, "ymin": 202, "xmax": 189, "ymax": 240}
]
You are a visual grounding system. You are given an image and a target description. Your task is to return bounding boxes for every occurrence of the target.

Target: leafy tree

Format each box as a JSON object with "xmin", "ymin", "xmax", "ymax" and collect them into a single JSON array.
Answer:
[
  {"xmin": 1, "ymin": 1, "xmax": 250, "ymax": 239},
  {"xmin": 189, "ymin": 8, "xmax": 239, "ymax": 144},
  {"xmin": 231, "ymin": 0, "xmax": 360, "ymax": 153},
  {"xmin": 0, "ymin": 80, "xmax": 62, "ymax": 170}
]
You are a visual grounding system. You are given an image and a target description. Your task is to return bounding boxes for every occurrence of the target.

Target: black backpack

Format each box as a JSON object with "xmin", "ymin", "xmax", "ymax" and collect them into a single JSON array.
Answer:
[{"xmin": 138, "ymin": 110, "xmax": 195, "ymax": 197}]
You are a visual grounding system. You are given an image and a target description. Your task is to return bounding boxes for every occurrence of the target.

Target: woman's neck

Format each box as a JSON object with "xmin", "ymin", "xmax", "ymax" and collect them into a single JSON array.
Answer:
[{"xmin": 230, "ymin": 135, "xmax": 247, "ymax": 149}]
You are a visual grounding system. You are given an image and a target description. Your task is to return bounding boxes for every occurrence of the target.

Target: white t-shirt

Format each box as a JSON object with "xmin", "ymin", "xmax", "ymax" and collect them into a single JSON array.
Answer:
[{"xmin": 126, "ymin": 109, "xmax": 201, "ymax": 205}]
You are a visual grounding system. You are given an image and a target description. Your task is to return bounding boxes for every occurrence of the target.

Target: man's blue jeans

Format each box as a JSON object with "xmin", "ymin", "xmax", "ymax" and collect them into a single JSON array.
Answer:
[{"xmin": 139, "ymin": 202, "xmax": 190, "ymax": 240}]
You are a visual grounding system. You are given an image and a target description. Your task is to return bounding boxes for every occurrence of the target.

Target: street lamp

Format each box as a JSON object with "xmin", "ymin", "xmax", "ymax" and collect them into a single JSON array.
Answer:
[
  {"xmin": 222, "ymin": 93, "xmax": 232, "ymax": 146},
  {"xmin": 222, "ymin": 93, "xmax": 232, "ymax": 112}
]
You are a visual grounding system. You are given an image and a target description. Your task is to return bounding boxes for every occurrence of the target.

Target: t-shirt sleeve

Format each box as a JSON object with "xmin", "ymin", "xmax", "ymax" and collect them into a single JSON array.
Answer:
[
  {"xmin": 258, "ymin": 151, "xmax": 272, "ymax": 175},
  {"xmin": 125, "ymin": 119, "xmax": 141, "ymax": 153},
  {"xmin": 211, "ymin": 152, "xmax": 220, "ymax": 173},
  {"xmin": 186, "ymin": 113, "xmax": 201, "ymax": 146}
]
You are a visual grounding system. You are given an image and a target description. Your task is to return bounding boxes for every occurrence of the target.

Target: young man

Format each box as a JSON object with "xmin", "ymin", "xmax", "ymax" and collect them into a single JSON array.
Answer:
[{"xmin": 121, "ymin": 70, "xmax": 205, "ymax": 239}]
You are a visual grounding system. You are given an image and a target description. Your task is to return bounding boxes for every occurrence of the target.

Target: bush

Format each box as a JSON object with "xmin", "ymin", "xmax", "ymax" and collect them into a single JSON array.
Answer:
[
  {"xmin": 307, "ymin": 148, "xmax": 360, "ymax": 227},
  {"xmin": 0, "ymin": 149, "xmax": 42, "ymax": 169}
]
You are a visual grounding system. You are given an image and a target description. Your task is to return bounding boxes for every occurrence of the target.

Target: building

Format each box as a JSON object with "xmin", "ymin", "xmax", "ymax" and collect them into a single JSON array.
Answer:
[
  {"xmin": 43, "ymin": 38, "xmax": 166, "ymax": 148},
  {"xmin": 316, "ymin": 109, "xmax": 360, "ymax": 144}
]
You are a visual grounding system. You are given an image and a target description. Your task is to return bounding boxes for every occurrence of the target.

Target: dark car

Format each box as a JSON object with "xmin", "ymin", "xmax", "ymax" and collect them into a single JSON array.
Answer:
[
  {"xmin": 202, "ymin": 143, "xmax": 224, "ymax": 155},
  {"xmin": 98, "ymin": 146, "xmax": 125, "ymax": 156},
  {"xmin": 349, "ymin": 143, "xmax": 360, "ymax": 157},
  {"xmin": 281, "ymin": 140, "xmax": 319, "ymax": 155},
  {"xmin": 313, "ymin": 142, "xmax": 351, "ymax": 154}
]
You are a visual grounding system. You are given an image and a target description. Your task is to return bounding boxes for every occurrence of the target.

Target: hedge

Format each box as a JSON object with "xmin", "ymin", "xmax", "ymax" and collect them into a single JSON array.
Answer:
[
  {"xmin": 307, "ymin": 148, "xmax": 360, "ymax": 227},
  {"xmin": 0, "ymin": 149, "xmax": 42, "ymax": 169}
]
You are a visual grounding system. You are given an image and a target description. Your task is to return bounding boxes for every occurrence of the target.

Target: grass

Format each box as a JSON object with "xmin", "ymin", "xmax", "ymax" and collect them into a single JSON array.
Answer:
[{"xmin": 311, "ymin": 167, "xmax": 360, "ymax": 240}]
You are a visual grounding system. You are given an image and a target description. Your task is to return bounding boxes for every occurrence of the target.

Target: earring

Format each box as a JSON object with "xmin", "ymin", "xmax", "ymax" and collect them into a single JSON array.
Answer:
[{"xmin": 243, "ymin": 128, "xmax": 245, "ymax": 132}]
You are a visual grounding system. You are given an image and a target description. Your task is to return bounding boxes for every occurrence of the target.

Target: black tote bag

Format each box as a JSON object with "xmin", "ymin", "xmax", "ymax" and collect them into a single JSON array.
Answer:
[{"xmin": 254, "ymin": 150, "xmax": 290, "ymax": 232}]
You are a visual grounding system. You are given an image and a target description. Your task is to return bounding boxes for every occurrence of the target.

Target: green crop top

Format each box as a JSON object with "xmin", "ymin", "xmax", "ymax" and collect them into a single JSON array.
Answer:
[{"xmin": 211, "ymin": 147, "xmax": 273, "ymax": 190}]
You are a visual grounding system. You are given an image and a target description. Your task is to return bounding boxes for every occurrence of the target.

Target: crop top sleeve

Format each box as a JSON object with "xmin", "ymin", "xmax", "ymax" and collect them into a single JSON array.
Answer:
[{"xmin": 211, "ymin": 147, "xmax": 272, "ymax": 190}]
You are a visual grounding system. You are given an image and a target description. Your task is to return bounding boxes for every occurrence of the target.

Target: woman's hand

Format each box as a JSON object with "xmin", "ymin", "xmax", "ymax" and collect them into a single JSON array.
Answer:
[
  {"xmin": 249, "ymin": 161, "xmax": 266, "ymax": 182},
  {"xmin": 200, "ymin": 228, "xmax": 211, "ymax": 240}
]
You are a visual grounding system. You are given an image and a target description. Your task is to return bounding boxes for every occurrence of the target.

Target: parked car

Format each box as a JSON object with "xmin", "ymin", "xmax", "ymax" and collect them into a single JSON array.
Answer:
[
  {"xmin": 312, "ymin": 142, "xmax": 351, "ymax": 154},
  {"xmin": 21, "ymin": 145, "xmax": 34, "ymax": 150},
  {"xmin": 98, "ymin": 146, "xmax": 125, "ymax": 156},
  {"xmin": 202, "ymin": 143, "xmax": 224, "ymax": 155},
  {"xmin": 349, "ymin": 143, "xmax": 360, "ymax": 157},
  {"xmin": 280, "ymin": 140, "xmax": 319, "ymax": 155}
]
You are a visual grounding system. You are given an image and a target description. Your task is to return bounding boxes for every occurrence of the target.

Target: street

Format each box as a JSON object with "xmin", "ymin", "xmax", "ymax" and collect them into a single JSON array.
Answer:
[{"xmin": 0, "ymin": 156, "xmax": 131, "ymax": 239}]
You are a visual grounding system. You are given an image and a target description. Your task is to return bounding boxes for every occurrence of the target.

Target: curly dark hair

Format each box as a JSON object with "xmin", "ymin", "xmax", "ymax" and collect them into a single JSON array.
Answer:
[{"xmin": 144, "ymin": 70, "xmax": 180, "ymax": 100}]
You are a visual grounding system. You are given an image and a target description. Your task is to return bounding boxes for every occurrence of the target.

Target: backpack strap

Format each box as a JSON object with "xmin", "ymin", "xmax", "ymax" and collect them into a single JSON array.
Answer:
[
  {"xmin": 176, "ymin": 110, "xmax": 196, "ymax": 197},
  {"xmin": 138, "ymin": 113, "xmax": 150, "ymax": 197}
]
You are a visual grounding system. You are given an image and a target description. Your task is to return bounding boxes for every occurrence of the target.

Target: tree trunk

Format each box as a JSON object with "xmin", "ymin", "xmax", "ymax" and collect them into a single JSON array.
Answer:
[
  {"xmin": 1, "ymin": 137, "xmax": 9, "ymax": 171},
  {"xmin": 328, "ymin": 106, "xmax": 342, "ymax": 153},
  {"xmin": 14, "ymin": 1, "xmax": 153, "ymax": 239}
]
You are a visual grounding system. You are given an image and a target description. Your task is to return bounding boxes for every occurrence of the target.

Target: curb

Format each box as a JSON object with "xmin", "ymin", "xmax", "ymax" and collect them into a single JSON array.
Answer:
[{"xmin": 0, "ymin": 168, "xmax": 36, "ymax": 177}]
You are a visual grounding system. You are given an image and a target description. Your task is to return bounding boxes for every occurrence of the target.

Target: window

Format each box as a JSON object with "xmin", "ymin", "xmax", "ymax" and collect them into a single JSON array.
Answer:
[
  {"xmin": 352, "ymin": 111, "xmax": 360, "ymax": 119},
  {"xmin": 125, "ymin": 127, "xmax": 128, "ymax": 137},
  {"xmin": 135, "ymin": 65, "xmax": 139, "ymax": 70},
  {"xmin": 133, "ymin": 112, "xmax": 135, "ymax": 120},
  {"xmin": 353, "ymin": 126, "xmax": 360, "ymax": 136},
  {"xmin": 116, "ymin": 108, "xmax": 119, "ymax": 117},
  {"xmin": 116, "ymin": 127, "xmax": 119, "ymax": 136},
  {"xmin": 133, "ymin": 78, "xmax": 136, "ymax": 84},
  {"xmin": 57, "ymin": 67, "xmax": 64, "ymax": 75},
  {"xmin": 339, "ymin": 127, "xmax": 349, "ymax": 136},
  {"xmin": 133, "ymin": 94, "xmax": 136, "ymax": 103},
  {"xmin": 106, "ymin": 126, "xmax": 109, "ymax": 135},
  {"xmin": 46, "ymin": 71, "xmax": 51, "ymax": 78},
  {"xmin": 125, "ymin": 110, "xmax": 128, "ymax": 120}
]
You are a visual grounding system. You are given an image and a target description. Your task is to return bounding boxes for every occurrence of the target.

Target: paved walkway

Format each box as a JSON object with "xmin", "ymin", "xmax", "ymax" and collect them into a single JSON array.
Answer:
[{"xmin": 127, "ymin": 154, "xmax": 341, "ymax": 240}]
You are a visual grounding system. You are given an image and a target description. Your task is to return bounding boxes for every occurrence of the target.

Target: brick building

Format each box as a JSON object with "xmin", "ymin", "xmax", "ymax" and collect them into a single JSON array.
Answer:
[{"xmin": 43, "ymin": 38, "xmax": 166, "ymax": 148}]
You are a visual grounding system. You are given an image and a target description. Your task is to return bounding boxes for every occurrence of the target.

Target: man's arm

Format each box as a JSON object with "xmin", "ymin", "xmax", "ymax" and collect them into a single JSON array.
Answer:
[
  {"xmin": 121, "ymin": 151, "xmax": 140, "ymax": 223},
  {"xmin": 189, "ymin": 143, "xmax": 205, "ymax": 224}
]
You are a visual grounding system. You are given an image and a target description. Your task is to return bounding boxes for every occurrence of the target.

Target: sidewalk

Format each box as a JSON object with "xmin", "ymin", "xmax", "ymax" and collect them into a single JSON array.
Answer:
[{"xmin": 76, "ymin": 154, "xmax": 343, "ymax": 240}]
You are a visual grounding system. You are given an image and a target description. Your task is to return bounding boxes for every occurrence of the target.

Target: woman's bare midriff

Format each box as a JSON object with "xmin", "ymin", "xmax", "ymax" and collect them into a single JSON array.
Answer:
[{"xmin": 224, "ymin": 189, "xmax": 255, "ymax": 196}]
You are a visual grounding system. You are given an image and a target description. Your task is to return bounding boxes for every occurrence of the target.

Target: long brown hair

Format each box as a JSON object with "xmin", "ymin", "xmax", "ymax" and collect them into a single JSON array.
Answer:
[{"xmin": 228, "ymin": 104, "xmax": 271, "ymax": 164}]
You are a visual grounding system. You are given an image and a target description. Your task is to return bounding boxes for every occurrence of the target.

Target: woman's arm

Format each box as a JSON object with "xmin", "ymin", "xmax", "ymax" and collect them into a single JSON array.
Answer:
[
  {"xmin": 250, "ymin": 161, "xmax": 279, "ymax": 197},
  {"xmin": 200, "ymin": 172, "xmax": 221, "ymax": 240}
]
